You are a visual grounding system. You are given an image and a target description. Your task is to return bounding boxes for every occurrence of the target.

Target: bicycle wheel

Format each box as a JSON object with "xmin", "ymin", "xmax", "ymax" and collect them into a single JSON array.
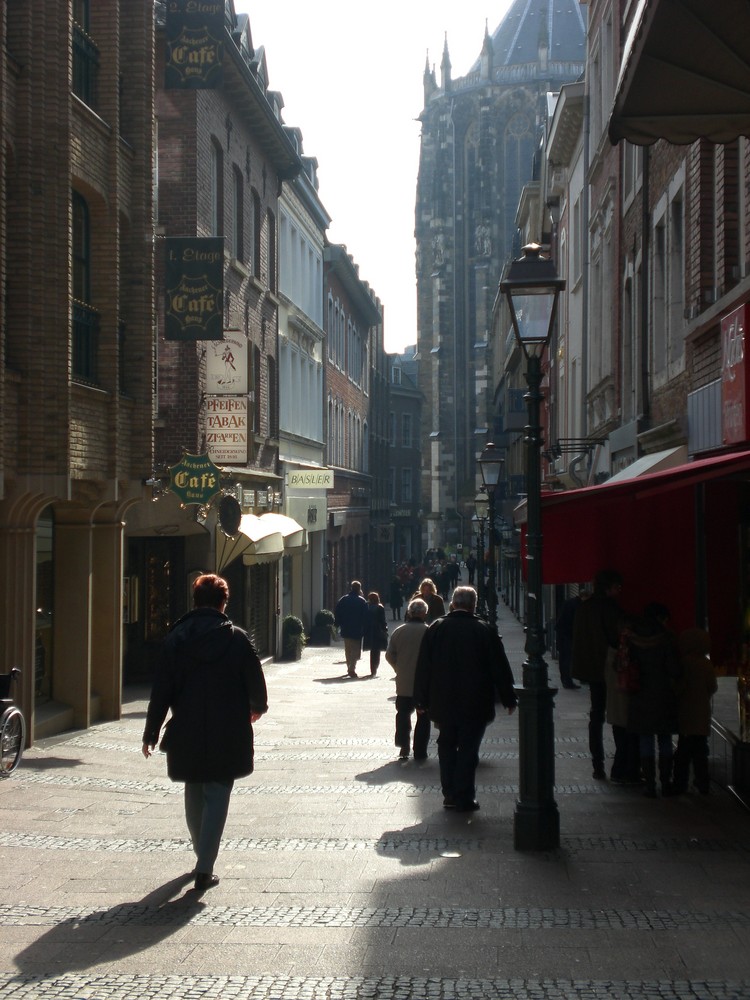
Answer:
[{"xmin": 0, "ymin": 706, "xmax": 25, "ymax": 776}]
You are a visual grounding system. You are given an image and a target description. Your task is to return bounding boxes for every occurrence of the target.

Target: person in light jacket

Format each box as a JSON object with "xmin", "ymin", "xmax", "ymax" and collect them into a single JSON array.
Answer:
[{"xmin": 385, "ymin": 597, "xmax": 430, "ymax": 761}]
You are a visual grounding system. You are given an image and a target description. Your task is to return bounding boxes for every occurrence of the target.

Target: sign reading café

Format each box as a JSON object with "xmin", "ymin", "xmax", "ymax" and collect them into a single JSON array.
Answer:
[{"xmin": 168, "ymin": 452, "xmax": 221, "ymax": 505}]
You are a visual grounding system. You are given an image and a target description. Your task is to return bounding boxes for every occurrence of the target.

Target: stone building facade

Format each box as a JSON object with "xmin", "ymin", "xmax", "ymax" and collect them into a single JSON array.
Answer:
[
  {"xmin": 323, "ymin": 245, "xmax": 384, "ymax": 607},
  {"xmin": 415, "ymin": 0, "xmax": 586, "ymax": 554}
]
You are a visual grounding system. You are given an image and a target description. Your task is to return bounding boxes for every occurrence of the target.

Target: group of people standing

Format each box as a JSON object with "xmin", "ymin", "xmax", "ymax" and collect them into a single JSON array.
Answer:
[{"xmin": 567, "ymin": 570, "xmax": 717, "ymax": 798}]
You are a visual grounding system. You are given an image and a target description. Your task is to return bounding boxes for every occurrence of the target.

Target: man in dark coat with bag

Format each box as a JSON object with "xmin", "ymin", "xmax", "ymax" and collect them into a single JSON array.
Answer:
[
  {"xmin": 414, "ymin": 586, "xmax": 517, "ymax": 811},
  {"xmin": 142, "ymin": 573, "xmax": 268, "ymax": 891}
]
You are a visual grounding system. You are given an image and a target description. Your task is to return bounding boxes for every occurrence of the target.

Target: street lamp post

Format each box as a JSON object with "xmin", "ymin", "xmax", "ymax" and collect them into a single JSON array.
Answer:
[
  {"xmin": 478, "ymin": 443, "xmax": 504, "ymax": 633},
  {"xmin": 473, "ymin": 493, "xmax": 489, "ymax": 620},
  {"xmin": 499, "ymin": 243, "xmax": 565, "ymax": 851}
]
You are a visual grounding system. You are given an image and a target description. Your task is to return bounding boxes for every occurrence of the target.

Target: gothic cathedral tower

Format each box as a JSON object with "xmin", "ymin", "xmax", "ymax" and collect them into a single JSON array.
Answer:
[{"xmin": 415, "ymin": 0, "xmax": 586, "ymax": 551}]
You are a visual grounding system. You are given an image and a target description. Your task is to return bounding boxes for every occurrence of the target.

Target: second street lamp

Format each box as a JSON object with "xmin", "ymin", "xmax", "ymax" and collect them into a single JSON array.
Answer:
[
  {"xmin": 473, "ymin": 492, "xmax": 489, "ymax": 620},
  {"xmin": 478, "ymin": 443, "xmax": 504, "ymax": 633},
  {"xmin": 499, "ymin": 242, "xmax": 565, "ymax": 851}
]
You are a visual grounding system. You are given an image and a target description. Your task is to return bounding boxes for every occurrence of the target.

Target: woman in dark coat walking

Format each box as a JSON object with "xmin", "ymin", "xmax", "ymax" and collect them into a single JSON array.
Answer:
[
  {"xmin": 142, "ymin": 573, "xmax": 268, "ymax": 890},
  {"xmin": 362, "ymin": 591, "xmax": 389, "ymax": 676}
]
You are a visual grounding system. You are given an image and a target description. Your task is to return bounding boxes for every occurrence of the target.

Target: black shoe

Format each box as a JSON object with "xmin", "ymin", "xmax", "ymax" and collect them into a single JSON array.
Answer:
[
  {"xmin": 562, "ymin": 682, "xmax": 580, "ymax": 690},
  {"xmin": 194, "ymin": 872, "xmax": 219, "ymax": 891},
  {"xmin": 398, "ymin": 749, "xmax": 409, "ymax": 761},
  {"xmin": 455, "ymin": 799, "xmax": 480, "ymax": 812},
  {"xmin": 442, "ymin": 797, "xmax": 456, "ymax": 809},
  {"xmin": 592, "ymin": 767, "xmax": 607, "ymax": 780},
  {"xmin": 413, "ymin": 754, "xmax": 428, "ymax": 761}
]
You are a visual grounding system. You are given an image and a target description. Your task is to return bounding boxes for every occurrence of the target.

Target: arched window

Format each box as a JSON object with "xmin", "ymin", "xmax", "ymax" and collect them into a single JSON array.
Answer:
[
  {"xmin": 210, "ymin": 138, "xmax": 224, "ymax": 238},
  {"xmin": 252, "ymin": 189, "xmax": 262, "ymax": 278},
  {"xmin": 231, "ymin": 166, "xmax": 244, "ymax": 261},
  {"xmin": 72, "ymin": 190, "xmax": 98, "ymax": 382}
]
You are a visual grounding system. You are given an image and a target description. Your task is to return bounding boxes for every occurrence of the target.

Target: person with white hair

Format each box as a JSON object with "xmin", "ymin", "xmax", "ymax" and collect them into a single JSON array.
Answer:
[{"xmin": 414, "ymin": 586, "xmax": 517, "ymax": 811}]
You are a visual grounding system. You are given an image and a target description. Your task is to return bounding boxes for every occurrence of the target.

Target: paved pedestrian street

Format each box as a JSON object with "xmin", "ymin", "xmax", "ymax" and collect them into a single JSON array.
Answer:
[{"xmin": 1, "ymin": 604, "xmax": 749, "ymax": 1000}]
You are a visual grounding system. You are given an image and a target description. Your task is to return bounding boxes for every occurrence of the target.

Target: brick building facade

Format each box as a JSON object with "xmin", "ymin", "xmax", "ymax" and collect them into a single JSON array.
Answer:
[
  {"xmin": 0, "ymin": 0, "xmax": 155, "ymax": 738},
  {"xmin": 123, "ymin": 5, "xmax": 302, "ymax": 667}
]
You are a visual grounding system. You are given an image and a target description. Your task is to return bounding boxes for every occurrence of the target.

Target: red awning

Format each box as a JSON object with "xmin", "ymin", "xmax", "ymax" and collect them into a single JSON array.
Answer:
[{"xmin": 540, "ymin": 450, "xmax": 750, "ymax": 653}]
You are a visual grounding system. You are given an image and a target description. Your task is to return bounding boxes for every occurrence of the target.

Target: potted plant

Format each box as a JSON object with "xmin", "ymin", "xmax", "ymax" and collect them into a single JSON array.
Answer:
[
  {"xmin": 309, "ymin": 609, "xmax": 336, "ymax": 646},
  {"xmin": 281, "ymin": 615, "xmax": 306, "ymax": 660}
]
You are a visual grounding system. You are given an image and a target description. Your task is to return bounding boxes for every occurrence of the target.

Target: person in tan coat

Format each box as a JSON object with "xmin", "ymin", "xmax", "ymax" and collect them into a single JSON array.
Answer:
[
  {"xmin": 385, "ymin": 598, "xmax": 430, "ymax": 761},
  {"xmin": 673, "ymin": 628, "xmax": 717, "ymax": 795}
]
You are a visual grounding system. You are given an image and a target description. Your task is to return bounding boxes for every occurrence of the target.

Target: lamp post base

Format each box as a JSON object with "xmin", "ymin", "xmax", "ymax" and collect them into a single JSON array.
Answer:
[{"xmin": 513, "ymin": 682, "xmax": 560, "ymax": 851}]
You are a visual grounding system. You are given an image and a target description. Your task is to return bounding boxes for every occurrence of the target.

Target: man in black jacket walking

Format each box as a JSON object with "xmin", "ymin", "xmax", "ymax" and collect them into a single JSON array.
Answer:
[
  {"xmin": 142, "ymin": 573, "xmax": 268, "ymax": 891},
  {"xmin": 414, "ymin": 586, "xmax": 517, "ymax": 811}
]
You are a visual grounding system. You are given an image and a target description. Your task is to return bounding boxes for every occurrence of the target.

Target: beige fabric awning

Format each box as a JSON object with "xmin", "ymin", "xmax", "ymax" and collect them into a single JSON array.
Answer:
[
  {"xmin": 249, "ymin": 512, "xmax": 308, "ymax": 555},
  {"xmin": 609, "ymin": 0, "xmax": 750, "ymax": 146},
  {"xmin": 216, "ymin": 513, "xmax": 307, "ymax": 571}
]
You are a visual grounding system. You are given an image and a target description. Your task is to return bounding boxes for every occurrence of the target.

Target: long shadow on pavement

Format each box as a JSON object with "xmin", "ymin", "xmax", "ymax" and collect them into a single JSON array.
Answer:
[{"xmin": 12, "ymin": 872, "xmax": 203, "ymax": 978}]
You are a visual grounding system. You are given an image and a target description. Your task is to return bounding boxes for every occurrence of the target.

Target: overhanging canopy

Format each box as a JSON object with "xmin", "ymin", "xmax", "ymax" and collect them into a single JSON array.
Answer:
[
  {"xmin": 216, "ymin": 513, "xmax": 307, "ymax": 571},
  {"xmin": 609, "ymin": 0, "xmax": 750, "ymax": 146}
]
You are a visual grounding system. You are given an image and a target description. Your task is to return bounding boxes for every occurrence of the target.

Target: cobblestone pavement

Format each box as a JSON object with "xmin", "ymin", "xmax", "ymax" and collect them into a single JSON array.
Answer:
[{"xmin": 1, "ymin": 602, "xmax": 749, "ymax": 999}]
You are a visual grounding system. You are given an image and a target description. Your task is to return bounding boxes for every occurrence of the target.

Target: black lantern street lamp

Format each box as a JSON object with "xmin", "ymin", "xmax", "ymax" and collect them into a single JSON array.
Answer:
[
  {"xmin": 473, "ymin": 493, "xmax": 489, "ymax": 620},
  {"xmin": 499, "ymin": 242, "xmax": 565, "ymax": 851},
  {"xmin": 478, "ymin": 443, "xmax": 504, "ymax": 633}
]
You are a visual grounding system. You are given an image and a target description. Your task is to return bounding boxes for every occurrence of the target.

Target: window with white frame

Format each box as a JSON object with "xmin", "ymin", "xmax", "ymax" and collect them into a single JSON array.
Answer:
[
  {"xmin": 651, "ymin": 170, "xmax": 685, "ymax": 380},
  {"xmin": 400, "ymin": 467, "xmax": 412, "ymax": 503}
]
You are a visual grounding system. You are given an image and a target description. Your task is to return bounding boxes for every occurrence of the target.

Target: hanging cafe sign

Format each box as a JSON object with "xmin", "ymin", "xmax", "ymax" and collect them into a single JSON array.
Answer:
[
  {"xmin": 168, "ymin": 452, "xmax": 222, "ymax": 505},
  {"xmin": 165, "ymin": 237, "xmax": 224, "ymax": 341},
  {"xmin": 165, "ymin": 0, "xmax": 224, "ymax": 90}
]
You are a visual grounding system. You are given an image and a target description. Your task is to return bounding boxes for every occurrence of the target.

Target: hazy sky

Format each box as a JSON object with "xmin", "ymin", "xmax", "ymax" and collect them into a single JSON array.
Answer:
[{"xmin": 236, "ymin": 1, "xmax": 514, "ymax": 353}]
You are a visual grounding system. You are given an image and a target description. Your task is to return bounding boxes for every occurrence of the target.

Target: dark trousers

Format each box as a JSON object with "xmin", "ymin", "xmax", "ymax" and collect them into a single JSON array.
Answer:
[
  {"xmin": 612, "ymin": 726, "xmax": 641, "ymax": 781},
  {"xmin": 588, "ymin": 680, "xmax": 607, "ymax": 771},
  {"xmin": 369, "ymin": 649, "xmax": 381, "ymax": 674},
  {"xmin": 395, "ymin": 695, "xmax": 430, "ymax": 757},
  {"xmin": 674, "ymin": 734, "xmax": 710, "ymax": 792},
  {"xmin": 436, "ymin": 718, "xmax": 486, "ymax": 804},
  {"xmin": 184, "ymin": 779, "xmax": 233, "ymax": 875},
  {"xmin": 557, "ymin": 639, "xmax": 574, "ymax": 686}
]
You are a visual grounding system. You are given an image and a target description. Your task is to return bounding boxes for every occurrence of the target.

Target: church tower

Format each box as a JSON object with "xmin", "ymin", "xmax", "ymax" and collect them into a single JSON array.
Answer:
[{"xmin": 415, "ymin": 0, "xmax": 586, "ymax": 552}]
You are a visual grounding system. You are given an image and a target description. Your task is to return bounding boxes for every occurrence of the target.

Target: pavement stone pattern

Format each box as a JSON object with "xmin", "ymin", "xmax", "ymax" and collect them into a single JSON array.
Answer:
[{"xmin": 1, "ymin": 601, "xmax": 749, "ymax": 999}]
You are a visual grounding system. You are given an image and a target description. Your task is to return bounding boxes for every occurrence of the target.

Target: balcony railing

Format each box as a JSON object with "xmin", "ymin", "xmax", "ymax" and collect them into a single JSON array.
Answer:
[{"xmin": 72, "ymin": 300, "xmax": 99, "ymax": 383}]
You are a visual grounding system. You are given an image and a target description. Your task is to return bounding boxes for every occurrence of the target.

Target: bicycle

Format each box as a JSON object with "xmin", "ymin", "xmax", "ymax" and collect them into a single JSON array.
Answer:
[{"xmin": 0, "ymin": 667, "xmax": 25, "ymax": 776}]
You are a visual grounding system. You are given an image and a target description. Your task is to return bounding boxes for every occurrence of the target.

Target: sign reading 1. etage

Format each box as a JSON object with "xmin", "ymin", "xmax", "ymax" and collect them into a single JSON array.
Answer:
[
  {"xmin": 165, "ymin": 238, "xmax": 224, "ymax": 340},
  {"xmin": 721, "ymin": 302, "xmax": 749, "ymax": 446}
]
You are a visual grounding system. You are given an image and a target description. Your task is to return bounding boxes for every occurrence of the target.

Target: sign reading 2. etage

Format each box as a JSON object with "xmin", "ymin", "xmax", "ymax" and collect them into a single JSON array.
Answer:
[{"xmin": 165, "ymin": 0, "xmax": 224, "ymax": 89}]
